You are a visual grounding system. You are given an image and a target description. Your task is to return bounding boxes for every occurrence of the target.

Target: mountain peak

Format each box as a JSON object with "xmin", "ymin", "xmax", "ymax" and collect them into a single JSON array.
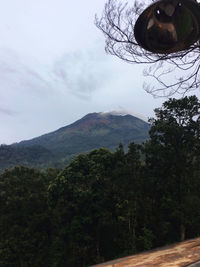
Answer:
[
  {"xmin": 78, "ymin": 111, "xmax": 133, "ymax": 125},
  {"xmin": 3, "ymin": 112, "xmax": 150, "ymax": 172},
  {"xmin": 98, "ymin": 110, "xmax": 147, "ymax": 122},
  {"xmin": 100, "ymin": 111, "xmax": 130, "ymax": 116},
  {"xmin": 81, "ymin": 111, "xmax": 132, "ymax": 121}
]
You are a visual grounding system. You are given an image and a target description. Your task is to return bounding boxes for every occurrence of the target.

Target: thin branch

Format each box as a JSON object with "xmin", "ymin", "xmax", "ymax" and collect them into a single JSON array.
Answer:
[{"xmin": 95, "ymin": 0, "xmax": 200, "ymax": 97}]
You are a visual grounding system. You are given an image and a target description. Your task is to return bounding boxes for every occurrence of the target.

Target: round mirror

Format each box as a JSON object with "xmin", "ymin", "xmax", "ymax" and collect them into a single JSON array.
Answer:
[{"xmin": 134, "ymin": 0, "xmax": 200, "ymax": 53}]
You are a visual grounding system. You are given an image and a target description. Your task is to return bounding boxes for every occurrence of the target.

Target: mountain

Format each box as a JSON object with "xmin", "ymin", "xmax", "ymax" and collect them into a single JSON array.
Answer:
[{"xmin": 0, "ymin": 112, "xmax": 150, "ymax": 172}]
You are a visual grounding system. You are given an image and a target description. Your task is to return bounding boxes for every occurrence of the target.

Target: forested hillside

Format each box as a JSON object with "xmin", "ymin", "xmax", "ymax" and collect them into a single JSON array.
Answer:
[
  {"xmin": 0, "ymin": 112, "xmax": 149, "ymax": 172},
  {"xmin": 1, "ymin": 96, "xmax": 200, "ymax": 266}
]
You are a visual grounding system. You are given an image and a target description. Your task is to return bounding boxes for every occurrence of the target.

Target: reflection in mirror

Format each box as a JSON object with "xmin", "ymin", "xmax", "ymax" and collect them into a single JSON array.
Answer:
[{"xmin": 134, "ymin": 0, "xmax": 200, "ymax": 54}]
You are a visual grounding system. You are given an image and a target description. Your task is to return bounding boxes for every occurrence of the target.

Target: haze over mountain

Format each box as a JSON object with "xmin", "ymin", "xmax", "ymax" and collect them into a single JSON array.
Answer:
[{"xmin": 0, "ymin": 112, "xmax": 150, "ymax": 172}]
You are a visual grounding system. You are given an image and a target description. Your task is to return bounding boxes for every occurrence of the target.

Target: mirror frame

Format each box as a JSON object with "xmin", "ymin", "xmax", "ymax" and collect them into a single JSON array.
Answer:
[{"xmin": 134, "ymin": 0, "xmax": 200, "ymax": 54}]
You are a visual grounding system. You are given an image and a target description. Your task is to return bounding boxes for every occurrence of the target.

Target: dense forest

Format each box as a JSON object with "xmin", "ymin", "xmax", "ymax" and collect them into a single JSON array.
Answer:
[{"xmin": 1, "ymin": 96, "xmax": 200, "ymax": 266}]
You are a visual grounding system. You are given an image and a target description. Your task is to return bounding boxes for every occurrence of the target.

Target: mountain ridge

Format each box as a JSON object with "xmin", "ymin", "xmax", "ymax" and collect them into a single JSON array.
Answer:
[{"xmin": 0, "ymin": 112, "xmax": 150, "ymax": 172}]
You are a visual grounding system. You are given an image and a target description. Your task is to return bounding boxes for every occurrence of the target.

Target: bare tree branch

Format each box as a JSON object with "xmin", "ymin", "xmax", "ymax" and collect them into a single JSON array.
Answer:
[{"xmin": 95, "ymin": 0, "xmax": 200, "ymax": 97}]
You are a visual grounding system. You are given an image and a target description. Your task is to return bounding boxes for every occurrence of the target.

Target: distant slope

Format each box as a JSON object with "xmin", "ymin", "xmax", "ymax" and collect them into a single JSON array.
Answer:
[
  {"xmin": 0, "ymin": 145, "xmax": 54, "ymax": 172},
  {"xmin": 17, "ymin": 112, "xmax": 150, "ymax": 153},
  {"xmin": 0, "ymin": 112, "xmax": 150, "ymax": 171}
]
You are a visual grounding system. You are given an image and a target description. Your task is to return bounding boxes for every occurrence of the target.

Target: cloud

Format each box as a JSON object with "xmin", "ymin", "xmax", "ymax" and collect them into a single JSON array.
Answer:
[
  {"xmin": 0, "ymin": 48, "xmax": 53, "ymax": 97},
  {"xmin": 0, "ymin": 46, "xmax": 112, "ymax": 104},
  {"xmin": 52, "ymin": 49, "xmax": 111, "ymax": 99},
  {"xmin": 0, "ymin": 107, "xmax": 16, "ymax": 116}
]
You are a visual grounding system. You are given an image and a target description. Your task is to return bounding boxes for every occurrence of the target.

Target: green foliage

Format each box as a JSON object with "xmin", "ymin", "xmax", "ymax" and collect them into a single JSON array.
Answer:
[
  {"xmin": 0, "ymin": 144, "xmax": 55, "ymax": 173},
  {"xmin": 1, "ymin": 97, "xmax": 200, "ymax": 266},
  {"xmin": 0, "ymin": 166, "xmax": 52, "ymax": 267},
  {"xmin": 0, "ymin": 113, "xmax": 150, "ymax": 173},
  {"xmin": 137, "ymin": 227, "xmax": 155, "ymax": 250},
  {"xmin": 146, "ymin": 96, "xmax": 200, "ymax": 244}
]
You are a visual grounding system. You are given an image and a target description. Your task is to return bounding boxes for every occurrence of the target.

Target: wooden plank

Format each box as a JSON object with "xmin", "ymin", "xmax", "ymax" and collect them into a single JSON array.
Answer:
[{"xmin": 90, "ymin": 237, "xmax": 200, "ymax": 267}]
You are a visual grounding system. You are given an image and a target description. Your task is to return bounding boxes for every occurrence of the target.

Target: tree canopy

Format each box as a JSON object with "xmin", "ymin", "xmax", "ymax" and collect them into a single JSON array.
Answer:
[
  {"xmin": 1, "ymin": 96, "xmax": 200, "ymax": 266},
  {"xmin": 145, "ymin": 96, "xmax": 200, "ymax": 242}
]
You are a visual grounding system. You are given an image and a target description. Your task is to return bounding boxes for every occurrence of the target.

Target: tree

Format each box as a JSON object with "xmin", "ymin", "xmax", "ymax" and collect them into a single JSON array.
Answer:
[
  {"xmin": 48, "ymin": 145, "xmax": 146, "ymax": 265},
  {"xmin": 144, "ymin": 96, "xmax": 200, "ymax": 242},
  {"xmin": 0, "ymin": 166, "xmax": 51, "ymax": 266},
  {"xmin": 48, "ymin": 148, "xmax": 117, "ymax": 266},
  {"xmin": 95, "ymin": 0, "xmax": 200, "ymax": 96}
]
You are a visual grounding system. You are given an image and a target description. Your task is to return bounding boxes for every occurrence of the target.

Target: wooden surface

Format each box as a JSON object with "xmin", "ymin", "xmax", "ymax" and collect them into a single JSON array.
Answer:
[{"xmin": 91, "ymin": 237, "xmax": 200, "ymax": 267}]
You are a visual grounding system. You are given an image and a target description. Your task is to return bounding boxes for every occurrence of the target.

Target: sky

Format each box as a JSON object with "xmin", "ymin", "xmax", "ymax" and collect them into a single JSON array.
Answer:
[{"xmin": 0, "ymin": 0, "xmax": 179, "ymax": 144}]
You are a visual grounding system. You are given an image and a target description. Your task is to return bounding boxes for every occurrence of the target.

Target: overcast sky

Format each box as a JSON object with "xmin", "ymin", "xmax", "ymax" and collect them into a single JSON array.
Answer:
[{"xmin": 0, "ymin": 0, "xmax": 185, "ymax": 144}]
